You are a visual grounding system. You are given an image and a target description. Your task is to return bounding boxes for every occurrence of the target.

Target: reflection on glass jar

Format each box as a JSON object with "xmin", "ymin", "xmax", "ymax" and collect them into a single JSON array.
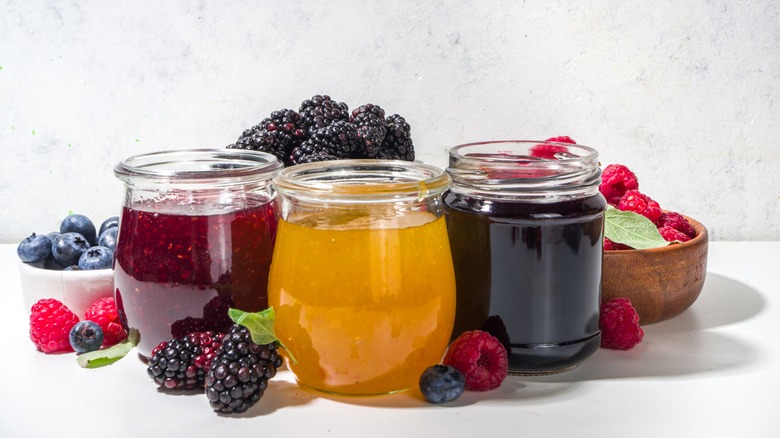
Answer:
[
  {"xmin": 113, "ymin": 149, "xmax": 281, "ymax": 358},
  {"xmin": 269, "ymin": 160, "xmax": 455, "ymax": 396},
  {"xmin": 444, "ymin": 140, "xmax": 606, "ymax": 375}
]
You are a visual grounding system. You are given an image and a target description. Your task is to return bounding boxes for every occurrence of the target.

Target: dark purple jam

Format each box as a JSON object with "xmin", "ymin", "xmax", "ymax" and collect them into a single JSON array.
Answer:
[{"xmin": 444, "ymin": 191, "xmax": 606, "ymax": 374}]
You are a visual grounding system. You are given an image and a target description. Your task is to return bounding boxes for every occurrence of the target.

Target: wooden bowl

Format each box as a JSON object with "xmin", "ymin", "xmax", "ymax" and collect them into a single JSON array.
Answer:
[{"xmin": 601, "ymin": 215, "xmax": 708, "ymax": 324}]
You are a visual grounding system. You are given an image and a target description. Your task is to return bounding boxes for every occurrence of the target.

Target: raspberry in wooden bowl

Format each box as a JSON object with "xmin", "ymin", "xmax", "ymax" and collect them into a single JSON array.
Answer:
[{"xmin": 601, "ymin": 215, "xmax": 708, "ymax": 324}]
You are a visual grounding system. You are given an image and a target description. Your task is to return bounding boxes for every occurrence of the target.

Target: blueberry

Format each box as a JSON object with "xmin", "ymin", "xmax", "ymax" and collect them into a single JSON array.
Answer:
[
  {"xmin": 46, "ymin": 231, "xmax": 60, "ymax": 242},
  {"xmin": 98, "ymin": 227, "xmax": 118, "ymax": 252},
  {"xmin": 419, "ymin": 365, "xmax": 466, "ymax": 404},
  {"xmin": 17, "ymin": 233, "xmax": 53, "ymax": 263},
  {"xmin": 52, "ymin": 232, "xmax": 91, "ymax": 267},
  {"xmin": 78, "ymin": 246, "xmax": 113, "ymax": 270},
  {"xmin": 69, "ymin": 321, "xmax": 104, "ymax": 353},
  {"xmin": 60, "ymin": 214, "xmax": 98, "ymax": 246},
  {"xmin": 98, "ymin": 216, "xmax": 120, "ymax": 237},
  {"xmin": 63, "ymin": 265, "xmax": 81, "ymax": 271}
]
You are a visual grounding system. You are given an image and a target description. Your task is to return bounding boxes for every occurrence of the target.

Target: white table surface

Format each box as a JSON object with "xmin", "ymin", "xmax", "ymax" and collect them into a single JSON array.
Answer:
[{"xmin": 1, "ymin": 242, "xmax": 777, "ymax": 437}]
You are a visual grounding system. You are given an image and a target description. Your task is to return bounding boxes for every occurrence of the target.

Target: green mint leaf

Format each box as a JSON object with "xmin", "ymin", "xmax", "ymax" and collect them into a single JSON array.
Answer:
[
  {"xmin": 76, "ymin": 328, "xmax": 139, "ymax": 368},
  {"xmin": 604, "ymin": 205, "xmax": 671, "ymax": 249},
  {"xmin": 228, "ymin": 307, "xmax": 297, "ymax": 364}
]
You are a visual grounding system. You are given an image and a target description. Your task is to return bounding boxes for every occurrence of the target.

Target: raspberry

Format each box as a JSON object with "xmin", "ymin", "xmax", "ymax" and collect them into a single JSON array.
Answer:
[
  {"xmin": 84, "ymin": 297, "xmax": 128, "ymax": 347},
  {"xmin": 656, "ymin": 211, "xmax": 696, "ymax": 239},
  {"xmin": 604, "ymin": 237, "xmax": 632, "ymax": 251},
  {"xmin": 545, "ymin": 135, "xmax": 576, "ymax": 144},
  {"xmin": 618, "ymin": 189, "xmax": 662, "ymax": 223},
  {"xmin": 529, "ymin": 136, "xmax": 577, "ymax": 159},
  {"xmin": 29, "ymin": 298, "xmax": 80, "ymax": 353},
  {"xmin": 599, "ymin": 298, "xmax": 644, "ymax": 350},
  {"xmin": 658, "ymin": 225, "xmax": 692, "ymax": 243},
  {"xmin": 599, "ymin": 164, "xmax": 639, "ymax": 205},
  {"xmin": 443, "ymin": 330, "xmax": 508, "ymax": 391}
]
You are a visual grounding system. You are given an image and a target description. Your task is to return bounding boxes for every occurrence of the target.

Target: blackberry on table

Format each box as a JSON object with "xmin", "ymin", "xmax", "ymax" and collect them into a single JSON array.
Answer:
[
  {"xmin": 379, "ymin": 114, "xmax": 415, "ymax": 161},
  {"xmin": 205, "ymin": 325, "xmax": 283, "ymax": 414},
  {"xmin": 299, "ymin": 94, "xmax": 350, "ymax": 136},
  {"xmin": 147, "ymin": 331, "xmax": 223, "ymax": 391}
]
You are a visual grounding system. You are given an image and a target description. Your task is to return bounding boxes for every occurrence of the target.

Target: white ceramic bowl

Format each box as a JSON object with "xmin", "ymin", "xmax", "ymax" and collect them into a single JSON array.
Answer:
[{"xmin": 18, "ymin": 261, "xmax": 114, "ymax": 318}]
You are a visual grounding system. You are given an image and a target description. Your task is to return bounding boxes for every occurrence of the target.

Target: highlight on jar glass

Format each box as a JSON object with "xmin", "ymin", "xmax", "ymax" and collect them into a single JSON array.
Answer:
[
  {"xmin": 113, "ymin": 149, "xmax": 282, "ymax": 358},
  {"xmin": 269, "ymin": 159, "xmax": 456, "ymax": 396},
  {"xmin": 444, "ymin": 140, "xmax": 606, "ymax": 375}
]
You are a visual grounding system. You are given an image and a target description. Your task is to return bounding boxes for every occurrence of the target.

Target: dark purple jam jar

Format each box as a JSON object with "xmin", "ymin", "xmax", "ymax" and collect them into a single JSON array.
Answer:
[{"xmin": 444, "ymin": 140, "xmax": 606, "ymax": 375}]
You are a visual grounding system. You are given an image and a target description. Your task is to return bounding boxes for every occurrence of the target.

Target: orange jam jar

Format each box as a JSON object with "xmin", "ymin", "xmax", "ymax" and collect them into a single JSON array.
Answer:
[{"xmin": 269, "ymin": 160, "xmax": 455, "ymax": 396}]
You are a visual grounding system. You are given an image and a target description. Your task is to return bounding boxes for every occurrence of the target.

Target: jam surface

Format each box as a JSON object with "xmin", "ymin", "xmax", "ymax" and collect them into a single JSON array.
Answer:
[
  {"xmin": 114, "ymin": 202, "xmax": 277, "ymax": 357},
  {"xmin": 444, "ymin": 191, "xmax": 605, "ymax": 374}
]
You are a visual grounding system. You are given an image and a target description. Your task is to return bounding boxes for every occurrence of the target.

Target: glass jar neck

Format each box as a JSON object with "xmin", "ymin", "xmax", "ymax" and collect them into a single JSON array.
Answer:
[{"xmin": 447, "ymin": 140, "xmax": 602, "ymax": 201}]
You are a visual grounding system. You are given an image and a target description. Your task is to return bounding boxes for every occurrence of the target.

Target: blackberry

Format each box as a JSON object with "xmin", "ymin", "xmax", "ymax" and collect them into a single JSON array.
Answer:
[
  {"xmin": 227, "ymin": 130, "xmax": 287, "ymax": 165},
  {"xmin": 295, "ymin": 120, "xmax": 361, "ymax": 161},
  {"xmin": 350, "ymin": 104, "xmax": 387, "ymax": 158},
  {"xmin": 146, "ymin": 331, "xmax": 222, "ymax": 391},
  {"xmin": 205, "ymin": 325, "xmax": 283, "ymax": 414},
  {"xmin": 171, "ymin": 316, "xmax": 208, "ymax": 339},
  {"xmin": 299, "ymin": 94, "xmax": 350, "ymax": 136},
  {"xmin": 379, "ymin": 114, "xmax": 415, "ymax": 161},
  {"xmin": 202, "ymin": 296, "xmax": 234, "ymax": 334}
]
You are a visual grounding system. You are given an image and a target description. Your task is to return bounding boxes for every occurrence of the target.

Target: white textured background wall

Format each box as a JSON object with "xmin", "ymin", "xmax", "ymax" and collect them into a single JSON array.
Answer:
[{"xmin": 1, "ymin": 0, "xmax": 778, "ymax": 242}]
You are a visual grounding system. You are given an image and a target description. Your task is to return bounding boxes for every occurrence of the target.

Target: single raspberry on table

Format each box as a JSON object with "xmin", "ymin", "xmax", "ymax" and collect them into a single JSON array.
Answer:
[
  {"xmin": 604, "ymin": 237, "xmax": 632, "ymax": 251},
  {"xmin": 600, "ymin": 298, "xmax": 644, "ymax": 350},
  {"xmin": 529, "ymin": 135, "xmax": 576, "ymax": 159},
  {"xmin": 30, "ymin": 298, "xmax": 80, "ymax": 353},
  {"xmin": 658, "ymin": 225, "xmax": 692, "ymax": 243},
  {"xmin": 656, "ymin": 211, "xmax": 696, "ymax": 239},
  {"xmin": 618, "ymin": 189, "xmax": 663, "ymax": 223},
  {"xmin": 84, "ymin": 297, "xmax": 128, "ymax": 347},
  {"xmin": 443, "ymin": 330, "xmax": 508, "ymax": 391},
  {"xmin": 599, "ymin": 164, "xmax": 639, "ymax": 205}
]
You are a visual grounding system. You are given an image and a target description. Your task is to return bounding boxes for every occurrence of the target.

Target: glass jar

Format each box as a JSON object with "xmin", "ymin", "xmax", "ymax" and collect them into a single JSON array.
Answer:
[
  {"xmin": 113, "ymin": 149, "xmax": 282, "ymax": 358},
  {"xmin": 444, "ymin": 140, "xmax": 606, "ymax": 375},
  {"xmin": 269, "ymin": 159, "xmax": 455, "ymax": 396}
]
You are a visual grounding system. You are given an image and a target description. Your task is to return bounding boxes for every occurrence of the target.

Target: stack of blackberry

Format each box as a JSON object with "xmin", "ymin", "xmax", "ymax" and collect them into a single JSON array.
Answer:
[{"xmin": 227, "ymin": 95, "xmax": 415, "ymax": 166}]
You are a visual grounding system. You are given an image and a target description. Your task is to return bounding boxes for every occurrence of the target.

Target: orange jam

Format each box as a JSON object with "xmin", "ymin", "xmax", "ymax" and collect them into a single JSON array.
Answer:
[{"xmin": 268, "ymin": 211, "xmax": 456, "ymax": 395}]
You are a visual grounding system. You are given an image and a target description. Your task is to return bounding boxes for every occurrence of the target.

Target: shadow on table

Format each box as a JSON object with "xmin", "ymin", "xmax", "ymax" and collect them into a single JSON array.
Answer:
[
  {"xmin": 530, "ymin": 272, "xmax": 765, "ymax": 383},
  {"xmin": 322, "ymin": 272, "xmax": 767, "ymax": 407}
]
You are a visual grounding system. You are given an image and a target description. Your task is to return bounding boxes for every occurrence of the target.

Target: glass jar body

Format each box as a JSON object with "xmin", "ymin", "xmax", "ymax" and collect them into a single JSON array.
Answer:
[
  {"xmin": 444, "ymin": 141, "xmax": 606, "ymax": 375},
  {"xmin": 268, "ymin": 160, "xmax": 456, "ymax": 395},
  {"xmin": 113, "ymin": 149, "xmax": 281, "ymax": 358}
]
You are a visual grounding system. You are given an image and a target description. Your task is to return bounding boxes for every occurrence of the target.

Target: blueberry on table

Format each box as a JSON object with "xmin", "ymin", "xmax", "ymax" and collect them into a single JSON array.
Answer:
[
  {"xmin": 17, "ymin": 233, "xmax": 53, "ymax": 263},
  {"xmin": 69, "ymin": 321, "xmax": 104, "ymax": 353},
  {"xmin": 52, "ymin": 232, "xmax": 91, "ymax": 267},
  {"xmin": 78, "ymin": 246, "xmax": 113, "ymax": 270},
  {"xmin": 60, "ymin": 214, "xmax": 98, "ymax": 246},
  {"xmin": 98, "ymin": 216, "xmax": 119, "ymax": 237},
  {"xmin": 419, "ymin": 364, "xmax": 466, "ymax": 404},
  {"xmin": 98, "ymin": 227, "xmax": 118, "ymax": 252}
]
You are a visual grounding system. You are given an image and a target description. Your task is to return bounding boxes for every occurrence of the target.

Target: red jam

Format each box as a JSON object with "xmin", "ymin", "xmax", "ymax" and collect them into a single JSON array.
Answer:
[{"xmin": 114, "ymin": 202, "xmax": 277, "ymax": 357}]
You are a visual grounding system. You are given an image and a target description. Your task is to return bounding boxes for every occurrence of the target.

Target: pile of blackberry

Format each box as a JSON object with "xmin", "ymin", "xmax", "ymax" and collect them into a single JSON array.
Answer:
[
  {"xmin": 227, "ymin": 95, "xmax": 415, "ymax": 166},
  {"xmin": 147, "ymin": 325, "xmax": 283, "ymax": 415}
]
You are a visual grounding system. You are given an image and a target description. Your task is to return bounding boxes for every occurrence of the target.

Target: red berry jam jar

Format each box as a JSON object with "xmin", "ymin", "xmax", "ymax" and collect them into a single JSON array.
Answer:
[
  {"xmin": 444, "ymin": 140, "xmax": 606, "ymax": 375},
  {"xmin": 113, "ymin": 149, "xmax": 282, "ymax": 358}
]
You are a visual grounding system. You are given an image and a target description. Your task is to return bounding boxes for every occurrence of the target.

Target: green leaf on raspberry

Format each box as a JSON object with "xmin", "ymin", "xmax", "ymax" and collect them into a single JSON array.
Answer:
[
  {"xmin": 228, "ymin": 307, "xmax": 297, "ymax": 364},
  {"xmin": 76, "ymin": 328, "xmax": 139, "ymax": 368},
  {"xmin": 605, "ymin": 205, "xmax": 671, "ymax": 249}
]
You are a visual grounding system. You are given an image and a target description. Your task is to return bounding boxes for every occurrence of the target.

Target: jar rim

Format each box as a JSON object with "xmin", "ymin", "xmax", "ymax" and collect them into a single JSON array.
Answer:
[
  {"xmin": 449, "ymin": 140, "xmax": 599, "ymax": 165},
  {"xmin": 272, "ymin": 159, "xmax": 451, "ymax": 202},
  {"xmin": 114, "ymin": 149, "xmax": 283, "ymax": 184}
]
